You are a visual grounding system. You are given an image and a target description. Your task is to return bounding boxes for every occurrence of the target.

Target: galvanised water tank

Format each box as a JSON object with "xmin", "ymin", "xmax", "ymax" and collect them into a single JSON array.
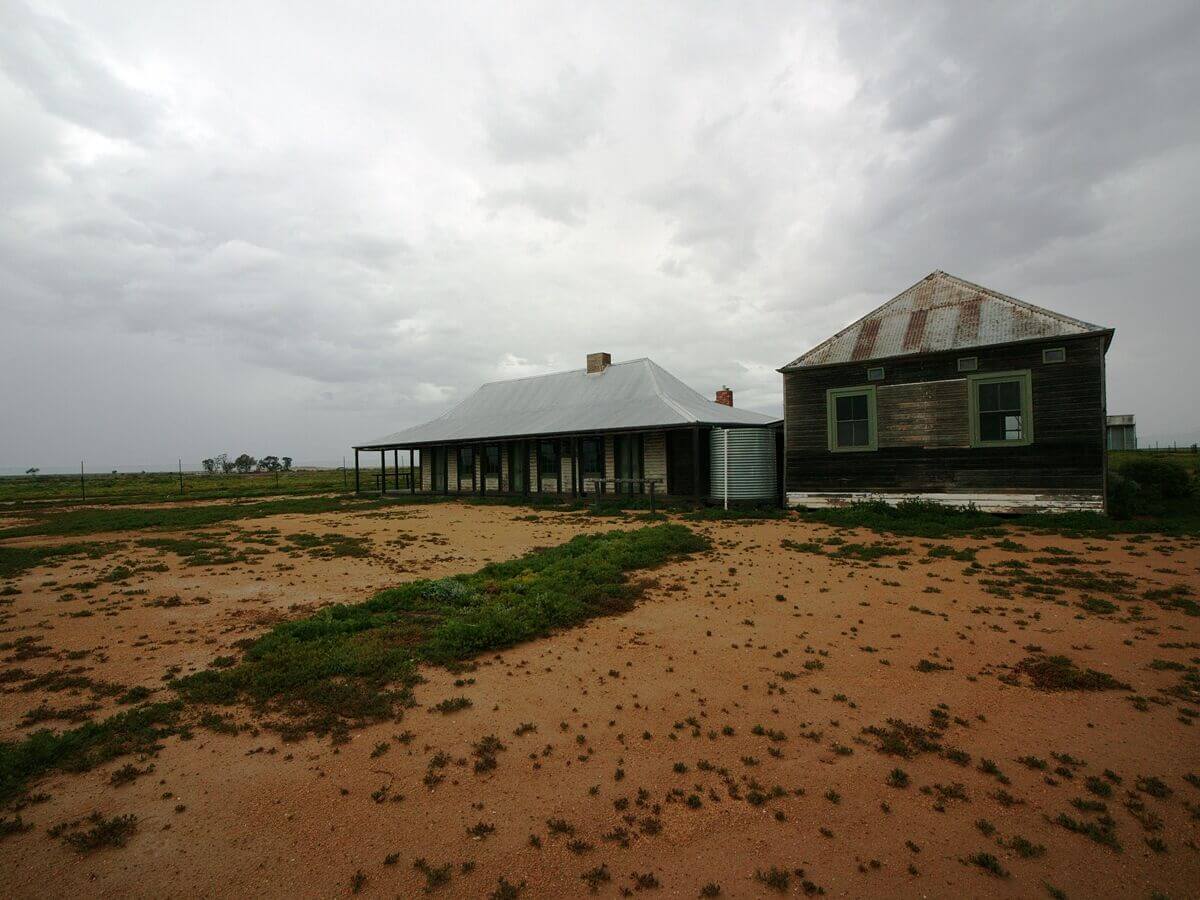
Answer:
[{"xmin": 708, "ymin": 427, "xmax": 777, "ymax": 502}]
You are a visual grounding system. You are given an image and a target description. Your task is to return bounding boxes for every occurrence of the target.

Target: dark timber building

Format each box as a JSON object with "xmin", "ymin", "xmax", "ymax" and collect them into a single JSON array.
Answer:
[
  {"xmin": 354, "ymin": 354, "xmax": 780, "ymax": 504},
  {"xmin": 780, "ymin": 271, "xmax": 1114, "ymax": 513}
]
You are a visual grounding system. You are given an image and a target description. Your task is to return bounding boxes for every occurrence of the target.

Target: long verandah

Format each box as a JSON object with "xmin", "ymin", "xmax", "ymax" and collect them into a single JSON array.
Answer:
[{"xmin": 352, "ymin": 427, "xmax": 710, "ymax": 504}]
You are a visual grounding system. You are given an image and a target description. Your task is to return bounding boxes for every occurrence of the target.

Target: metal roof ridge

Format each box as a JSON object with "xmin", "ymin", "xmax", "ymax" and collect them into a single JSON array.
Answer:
[{"xmin": 643, "ymin": 358, "xmax": 695, "ymax": 422}]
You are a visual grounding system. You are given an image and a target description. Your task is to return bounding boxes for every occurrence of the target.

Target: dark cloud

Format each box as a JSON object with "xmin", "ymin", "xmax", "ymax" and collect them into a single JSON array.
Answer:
[{"xmin": 0, "ymin": 0, "xmax": 1197, "ymax": 469}]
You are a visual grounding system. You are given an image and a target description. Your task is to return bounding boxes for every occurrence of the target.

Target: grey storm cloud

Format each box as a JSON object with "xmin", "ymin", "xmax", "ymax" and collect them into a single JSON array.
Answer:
[{"xmin": 0, "ymin": 0, "xmax": 1198, "ymax": 471}]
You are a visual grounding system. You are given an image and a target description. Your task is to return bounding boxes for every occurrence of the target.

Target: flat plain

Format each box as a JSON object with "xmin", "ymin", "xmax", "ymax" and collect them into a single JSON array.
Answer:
[{"xmin": 0, "ymin": 498, "xmax": 1197, "ymax": 898}]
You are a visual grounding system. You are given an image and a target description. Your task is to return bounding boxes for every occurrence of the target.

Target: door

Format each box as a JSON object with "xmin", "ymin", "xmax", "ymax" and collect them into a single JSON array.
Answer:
[
  {"xmin": 667, "ymin": 430, "xmax": 708, "ymax": 496},
  {"xmin": 613, "ymin": 434, "xmax": 643, "ymax": 494},
  {"xmin": 508, "ymin": 441, "xmax": 527, "ymax": 494},
  {"xmin": 431, "ymin": 448, "xmax": 448, "ymax": 492}
]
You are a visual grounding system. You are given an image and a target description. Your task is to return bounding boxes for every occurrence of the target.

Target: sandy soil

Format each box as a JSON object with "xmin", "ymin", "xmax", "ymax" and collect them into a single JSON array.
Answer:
[{"xmin": 1, "ymin": 502, "xmax": 1198, "ymax": 898}]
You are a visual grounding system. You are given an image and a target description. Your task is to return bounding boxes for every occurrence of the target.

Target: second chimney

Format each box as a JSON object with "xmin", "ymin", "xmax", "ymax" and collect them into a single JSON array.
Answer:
[
  {"xmin": 586, "ymin": 352, "xmax": 612, "ymax": 374},
  {"xmin": 715, "ymin": 386, "xmax": 733, "ymax": 407}
]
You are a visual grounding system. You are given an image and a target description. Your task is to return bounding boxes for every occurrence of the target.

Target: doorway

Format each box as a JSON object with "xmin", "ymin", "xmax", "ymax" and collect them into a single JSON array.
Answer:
[
  {"xmin": 508, "ymin": 441, "xmax": 527, "ymax": 494},
  {"xmin": 431, "ymin": 447, "xmax": 448, "ymax": 492},
  {"xmin": 613, "ymin": 434, "xmax": 643, "ymax": 493}
]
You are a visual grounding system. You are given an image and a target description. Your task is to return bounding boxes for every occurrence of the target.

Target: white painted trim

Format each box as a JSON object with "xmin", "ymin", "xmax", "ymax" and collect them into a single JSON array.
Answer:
[{"xmin": 786, "ymin": 490, "xmax": 1104, "ymax": 514}]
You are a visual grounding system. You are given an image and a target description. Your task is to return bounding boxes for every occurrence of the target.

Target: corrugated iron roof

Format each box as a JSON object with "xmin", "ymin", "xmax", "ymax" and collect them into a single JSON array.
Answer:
[
  {"xmin": 357, "ymin": 358, "xmax": 780, "ymax": 448},
  {"xmin": 781, "ymin": 271, "xmax": 1112, "ymax": 369}
]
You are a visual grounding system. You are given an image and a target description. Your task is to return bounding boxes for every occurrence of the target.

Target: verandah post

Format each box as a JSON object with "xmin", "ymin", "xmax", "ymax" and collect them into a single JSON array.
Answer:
[
  {"xmin": 571, "ymin": 437, "xmax": 579, "ymax": 498},
  {"xmin": 379, "ymin": 450, "xmax": 385, "ymax": 495},
  {"xmin": 410, "ymin": 449, "xmax": 416, "ymax": 494},
  {"xmin": 354, "ymin": 449, "xmax": 360, "ymax": 494},
  {"xmin": 692, "ymin": 426, "xmax": 701, "ymax": 509}
]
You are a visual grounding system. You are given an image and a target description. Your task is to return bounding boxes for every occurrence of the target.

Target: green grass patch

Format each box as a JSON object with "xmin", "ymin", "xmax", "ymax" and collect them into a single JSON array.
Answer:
[
  {"xmin": 1015, "ymin": 655, "xmax": 1131, "ymax": 692},
  {"xmin": 797, "ymin": 500, "xmax": 1002, "ymax": 539},
  {"xmin": 0, "ymin": 701, "xmax": 182, "ymax": 803},
  {"xmin": 137, "ymin": 536, "xmax": 268, "ymax": 567},
  {"xmin": 0, "ymin": 543, "xmax": 118, "ymax": 579},
  {"xmin": 1, "ymin": 525, "xmax": 707, "ymax": 797},
  {"xmin": 0, "ymin": 468, "xmax": 357, "ymax": 505},
  {"xmin": 1, "ymin": 496, "xmax": 396, "ymax": 539},
  {"xmin": 174, "ymin": 524, "xmax": 708, "ymax": 736},
  {"xmin": 285, "ymin": 532, "xmax": 373, "ymax": 559}
]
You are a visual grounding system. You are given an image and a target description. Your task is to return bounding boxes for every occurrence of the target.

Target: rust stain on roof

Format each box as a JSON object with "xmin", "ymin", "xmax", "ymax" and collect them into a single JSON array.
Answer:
[
  {"xmin": 953, "ymin": 293, "xmax": 982, "ymax": 347},
  {"xmin": 783, "ymin": 271, "xmax": 1110, "ymax": 369},
  {"xmin": 850, "ymin": 317, "xmax": 880, "ymax": 361},
  {"xmin": 902, "ymin": 307, "xmax": 928, "ymax": 352}
]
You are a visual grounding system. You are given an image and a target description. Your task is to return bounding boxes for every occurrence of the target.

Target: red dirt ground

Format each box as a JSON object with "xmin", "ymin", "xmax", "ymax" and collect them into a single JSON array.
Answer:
[{"xmin": 1, "ymin": 502, "xmax": 1198, "ymax": 898}]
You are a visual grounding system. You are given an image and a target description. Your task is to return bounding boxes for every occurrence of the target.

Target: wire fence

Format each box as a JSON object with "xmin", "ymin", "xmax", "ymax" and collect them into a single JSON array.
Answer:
[{"xmin": 0, "ymin": 465, "xmax": 375, "ymax": 505}]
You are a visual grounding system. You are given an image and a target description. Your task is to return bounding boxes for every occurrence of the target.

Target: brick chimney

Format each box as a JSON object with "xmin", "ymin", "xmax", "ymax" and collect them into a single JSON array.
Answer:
[
  {"xmin": 586, "ymin": 352, "xmax": 611, "ymax": 374},
  {"xmin": 715, "ymin": 386, "xmax": 733, "ymax": 407}
]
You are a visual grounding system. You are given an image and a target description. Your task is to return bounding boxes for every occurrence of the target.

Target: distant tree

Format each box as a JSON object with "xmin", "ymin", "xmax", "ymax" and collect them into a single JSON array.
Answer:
[
  {"xmin": 216, "ymin": 453, "xmax": 233, "ymax": 474},
  {"xmin": 25, "ymin": 467, "xmax": 39, "ymax": 477},
  {"xmin": 259, "ymin": 455, "xmax": 281, "ymax": 472},
  {"xmin": 201, "ymin": 458, "xmax": 216, "ymax": 475},
  {"xmin": 233, "ymin": 453, "xmax": 256, "ymax": 473},
  {"xmin": 282, "ymin": 456, "xmax": 293, "ymax": 472}
]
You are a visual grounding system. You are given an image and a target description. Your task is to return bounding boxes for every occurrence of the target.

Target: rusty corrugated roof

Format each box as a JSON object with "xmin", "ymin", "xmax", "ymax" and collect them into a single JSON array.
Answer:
[{"xmin": 781, "ymin": 271, "xmax": 1111, "ymax": 369}]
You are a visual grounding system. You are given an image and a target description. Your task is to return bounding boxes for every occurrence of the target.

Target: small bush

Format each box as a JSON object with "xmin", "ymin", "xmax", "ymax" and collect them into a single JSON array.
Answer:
[{"xmin": 1119, "ymin": 458, "xmax": 1192, "ymax": 500}]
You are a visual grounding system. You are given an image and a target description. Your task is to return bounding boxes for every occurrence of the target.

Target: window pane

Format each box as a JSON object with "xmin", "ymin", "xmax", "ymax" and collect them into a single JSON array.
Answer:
[
  {"xmin": 581, "ymin": 439, "xmax": 601, "ymax": 475},
  {"xmin": 980, "ymin": 412, "xmax": 1005, "ymax": 441},
  {"xmin": 997, "ymin": 381, "xmax": 1021, "ymax": 410},
  {"xmin": 1004, "ymin": 414, "xmax": 1023, "ymax": 440},
  {"xmin": 539, "ymin": 442, "xmax": 558, "ymax": 474},
  {"xmin": 836, "ymin": 396, "xmax": 855, "ymax": 422},
  {"xmin": 978, "ymin": 382, "xmax": 1000, "ymax": 412},
  {"xmin": 833, "ymin": 390, "xmax": 872, "ymax": 447}
]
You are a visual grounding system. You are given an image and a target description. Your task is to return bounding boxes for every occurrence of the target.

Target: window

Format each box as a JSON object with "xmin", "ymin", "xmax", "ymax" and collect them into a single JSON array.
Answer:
[
  {"xmin": 957, "ymin": 357, "xmax": 978, "ymax": 372},
  {"xmin": 1042, "ymin": 347, "xmax": 1066, "ymax": 364},
  {"xmin": 483, "ymin": 444, "xmax": 501, "ymax": 476},
  {"xmin": 580, "ymin": 437, "xmax": 603, "ymax": 476},
  {"xmin": 456, "ymin": 447, "xmax": 474, "ymax": 486},
  {"xmin": 538, "ymin": 440, "xmax": 560, "ymax": 479},
  {"xmin": 867, "ymin": 366, "xmax": 885, "ymax": 381},
  {"xmin": 968, "ymin": 371, "xmax": 1033, "ymax": 447},
  {"xmin": 826, "ymin": 386, "xmax": 877, "ymax": 452}
]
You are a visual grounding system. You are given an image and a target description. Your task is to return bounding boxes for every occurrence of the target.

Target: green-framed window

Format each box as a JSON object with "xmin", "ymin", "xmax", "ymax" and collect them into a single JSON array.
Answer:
[
  {"xmin": 826, "ymin": 385, "xmax": 877, "ymax": 452},
  {"xmin": 968, "ymin": 370, "xmax": 1033, "ymax": 447}
]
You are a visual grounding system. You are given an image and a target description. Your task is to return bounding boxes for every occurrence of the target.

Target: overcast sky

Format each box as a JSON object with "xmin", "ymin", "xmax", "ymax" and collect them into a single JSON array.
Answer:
[{"xmin": 2, "ymin": 1, "xmax": 1198, "ymax": 470}]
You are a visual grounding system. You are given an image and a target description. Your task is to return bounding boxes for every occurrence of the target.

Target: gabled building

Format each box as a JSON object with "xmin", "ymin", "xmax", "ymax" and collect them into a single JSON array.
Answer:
[
  {"xmin": 354, "ymin": 354, "xmax": 780, "ymax": 503},
  {"xmin": 779, "ymin": 271, "xmax": 1114, "ymax": 513}
]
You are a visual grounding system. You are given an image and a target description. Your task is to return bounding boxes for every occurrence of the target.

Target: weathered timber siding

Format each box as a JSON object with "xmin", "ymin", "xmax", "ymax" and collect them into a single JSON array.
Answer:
[
  {"xmin": 876, "ymin": 380, "xmax": 969, "ymax": 448},
  {"xmin": 784, "ymin": 334, "xmax": 1107, "ymax": 496},
  {"xmin": 644, "ymin": 432, "xmax": 667, "ymax": 488}
]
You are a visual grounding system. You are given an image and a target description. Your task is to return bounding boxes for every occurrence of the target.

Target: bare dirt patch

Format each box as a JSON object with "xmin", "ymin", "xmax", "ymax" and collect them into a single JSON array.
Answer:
[{"xmin": 2, "ymin": 503, "xmax": 1198, "ymax": 898}]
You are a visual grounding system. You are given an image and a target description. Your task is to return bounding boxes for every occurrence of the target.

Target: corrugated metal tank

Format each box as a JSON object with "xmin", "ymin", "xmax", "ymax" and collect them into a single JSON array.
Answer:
[{"xmin": 708, "ymin": 428, "xmax": 777, "ymax": 502}]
